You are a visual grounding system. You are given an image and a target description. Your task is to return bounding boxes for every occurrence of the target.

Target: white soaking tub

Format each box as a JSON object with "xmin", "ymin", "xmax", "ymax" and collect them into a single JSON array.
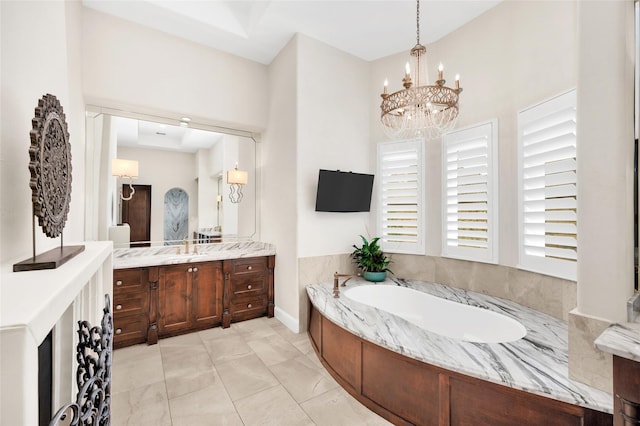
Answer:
[{"xmin": 344, "ymin": 284, "xmax": 527, "ymax": 343}]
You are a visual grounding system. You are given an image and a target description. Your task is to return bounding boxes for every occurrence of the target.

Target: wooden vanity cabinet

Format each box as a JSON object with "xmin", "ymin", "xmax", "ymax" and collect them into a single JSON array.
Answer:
[
  {"xmin": 157, "ymin": 261, "xmax": 223, "ymax": 338},
  {"xmin": 113, "ymin": 268, "xmax": 150, "ymax": 349},
  {"xmin": 113, "ymin": 255, "xmax": 274, "ymax": 347},
  {"xmin": 223, "ymin": 255, "xmax": 275, "ymax": 328},
  {"xmin": 613, "ymin": 355, "xmax": 640, "ymax": 426}
]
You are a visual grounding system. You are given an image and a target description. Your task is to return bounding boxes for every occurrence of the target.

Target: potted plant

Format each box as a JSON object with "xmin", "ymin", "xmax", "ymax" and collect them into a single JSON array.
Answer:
[{"xmin": 351, "ymin": 235, "xmax": 393, "ymax": 282}]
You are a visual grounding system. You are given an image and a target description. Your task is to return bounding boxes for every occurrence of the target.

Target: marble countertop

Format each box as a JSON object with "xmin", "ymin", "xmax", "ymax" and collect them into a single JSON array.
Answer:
[
  {"xmin": 307, "ymin": 277, "xmax": 613, "ymax": 414},
  {"xmin": 113, "ymin": 241, "xmax": 276, "ymax": 269},
  {"xmin": 595, "ymin": 322, "xmax": 640, "ymax": 362}
]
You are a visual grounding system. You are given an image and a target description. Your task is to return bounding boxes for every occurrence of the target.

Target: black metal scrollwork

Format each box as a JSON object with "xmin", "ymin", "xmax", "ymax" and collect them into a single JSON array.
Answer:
[{"xmin": 49, "ymin": 294, "xmax": 113, "ymax": 426}]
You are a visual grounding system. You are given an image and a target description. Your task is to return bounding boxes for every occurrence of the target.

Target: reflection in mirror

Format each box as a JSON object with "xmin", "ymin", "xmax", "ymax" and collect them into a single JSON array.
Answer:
[{"xmin": 85, "ymin": 109, "xmax": 257, "ymax": 247}]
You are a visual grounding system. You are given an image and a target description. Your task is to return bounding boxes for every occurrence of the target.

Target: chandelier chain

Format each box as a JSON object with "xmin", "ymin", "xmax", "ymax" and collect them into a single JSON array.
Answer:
[{"xmin": 416, "ymin": 0, "xmax": 420, "ymax": 44}]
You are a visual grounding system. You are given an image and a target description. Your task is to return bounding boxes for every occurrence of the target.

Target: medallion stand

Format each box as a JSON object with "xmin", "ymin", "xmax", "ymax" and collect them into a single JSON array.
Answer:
[
  {"xmin": 12, "ymin": 93, "xmax": 85, "ymax": 272},
  {"xmin": 13, "ymin": 207, "xmax": 84, "ymax": 272}
]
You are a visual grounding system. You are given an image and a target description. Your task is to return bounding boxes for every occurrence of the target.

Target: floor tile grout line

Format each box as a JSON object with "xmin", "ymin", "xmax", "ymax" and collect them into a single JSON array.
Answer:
[
  {"xmin": 157, "ymin": 340, "xmax": 176, "ymax": 425},
  {"xmin": 196, "ymin": 329, "xmax": 250, "ymax": 425}
]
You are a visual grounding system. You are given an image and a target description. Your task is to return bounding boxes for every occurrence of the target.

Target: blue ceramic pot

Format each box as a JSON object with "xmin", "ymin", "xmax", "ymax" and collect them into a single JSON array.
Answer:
[{"xmin": 363, "ymin": 271, "xmax": 387, "ymax": 282}]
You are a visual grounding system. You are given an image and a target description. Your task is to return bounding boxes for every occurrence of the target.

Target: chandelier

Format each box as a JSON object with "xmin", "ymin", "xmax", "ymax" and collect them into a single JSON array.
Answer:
[{"xmin": 380, "ymin": 0, "xmax": 462, "ymax": 140}]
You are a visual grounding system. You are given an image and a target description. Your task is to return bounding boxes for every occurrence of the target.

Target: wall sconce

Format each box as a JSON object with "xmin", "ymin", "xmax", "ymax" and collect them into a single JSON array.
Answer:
[
  {"xmin": 227, "ymin": 164, "xmax": 248, "ymax": 203},
  {"xmin": 112, "ymin": 158, "xmax": 139, "ymax": 200}
]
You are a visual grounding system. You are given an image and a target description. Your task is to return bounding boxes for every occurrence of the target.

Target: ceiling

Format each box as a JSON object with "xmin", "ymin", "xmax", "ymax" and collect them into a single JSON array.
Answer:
[
  {"xmin": 115, "ymin": 116, "xmax": 224, "ymax": 153},
  {"xmin": 82, "ymin": 0, "xmax": 502, "ymax": 65}
]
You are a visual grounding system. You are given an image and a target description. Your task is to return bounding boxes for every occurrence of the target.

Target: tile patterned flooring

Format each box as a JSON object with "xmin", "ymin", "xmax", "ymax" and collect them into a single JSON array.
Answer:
[{"xmin": 112, "ymin": 316, "xmax": 392, "ymax": 425}]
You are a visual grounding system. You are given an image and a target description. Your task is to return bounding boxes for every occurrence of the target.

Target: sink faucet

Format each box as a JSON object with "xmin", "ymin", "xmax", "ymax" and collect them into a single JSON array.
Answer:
[
  {"xmin": 183, "ymin": 239, "xmax": 189, "ymax": 255},
  {"xmin": 333, "ymin": 272, "xmax": 358, "ymax": 298}
]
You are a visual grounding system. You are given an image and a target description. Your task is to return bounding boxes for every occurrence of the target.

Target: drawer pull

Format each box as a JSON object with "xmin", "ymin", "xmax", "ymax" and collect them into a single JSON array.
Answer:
[
  {"xmin": 247, "ymin": 284, "xmax": 252, "ymax": 290},
  {"xmin": 115, "ymin": 328, "xmax": 122, "ymax": 335},
  {"xmin": 116, "ymin": 304, "xmax": 122, "ymax": 310},
  {"xmin": 247, "ymin": 303, "xmax": 252, "ymax": 309},
  {"xmin": 247, "ymin": 266, "xmax": 253, "ymax": 270},
  {"xmin": 193, "ymin": 267, "xmax": 198, "ymax": 272},
  {"xmin": 188, "ymin": 267, "xmax": 193, "ymax": 273},
  {"xmin": 116, "ymin": 280, "xmax": 123, "ymax": 286}
]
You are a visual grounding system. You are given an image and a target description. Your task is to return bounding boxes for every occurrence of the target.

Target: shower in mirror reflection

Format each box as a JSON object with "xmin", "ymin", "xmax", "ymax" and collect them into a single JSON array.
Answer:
[{"xmin": 227, "ymin": 163, "xmax": 248, "ymax": 203}]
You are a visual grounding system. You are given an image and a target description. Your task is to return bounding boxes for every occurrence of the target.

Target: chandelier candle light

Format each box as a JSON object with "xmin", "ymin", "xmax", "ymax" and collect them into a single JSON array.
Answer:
[{"xmin": 380, "ymin": 0, "xmax": 463, "ymax": 140}]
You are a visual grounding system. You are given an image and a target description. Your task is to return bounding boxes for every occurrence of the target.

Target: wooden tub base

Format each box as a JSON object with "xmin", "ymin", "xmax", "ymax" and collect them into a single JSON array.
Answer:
[{"xmin": 308, "ymin": 304, "xmax": 612, "ymax": 426}]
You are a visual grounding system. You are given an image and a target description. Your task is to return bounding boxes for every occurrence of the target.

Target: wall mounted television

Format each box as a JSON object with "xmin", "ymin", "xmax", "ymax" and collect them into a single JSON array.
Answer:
[{"xmin": 315, "ymin": 169, "xmax": 374, "ymax": 212}]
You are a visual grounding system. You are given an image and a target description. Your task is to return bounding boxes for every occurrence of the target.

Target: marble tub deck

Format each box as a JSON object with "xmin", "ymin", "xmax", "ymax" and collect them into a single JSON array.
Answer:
[
  {"xmin": 306, "ymin": 277, "xmax": 613, "ymax": 414},
  {"xmin": 113, "ymin": 241, "xmax": 276, "ymax": 269}
]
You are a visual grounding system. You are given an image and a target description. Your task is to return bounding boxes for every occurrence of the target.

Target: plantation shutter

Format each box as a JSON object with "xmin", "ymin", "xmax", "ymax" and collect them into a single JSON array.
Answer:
[
  {"xmin": 377, "ymin": 139, "xmax": 425, "ymax": 254},
  {"xmin": 518, "ymin": 89, "xmax": 577, "ymax": 281},
  {"xmin": 442, "ymin": 120, "xmax": 498, "ymax": 263}
]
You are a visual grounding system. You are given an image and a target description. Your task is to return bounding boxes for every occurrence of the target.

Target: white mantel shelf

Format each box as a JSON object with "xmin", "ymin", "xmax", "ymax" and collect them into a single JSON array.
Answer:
[
  {"xmin": 0, "ymin": 241, "xmax": 113, "ymax": 343},
  {"xmin": 0, "ymin": 241, "xmax": 113, "ymax": 426}
]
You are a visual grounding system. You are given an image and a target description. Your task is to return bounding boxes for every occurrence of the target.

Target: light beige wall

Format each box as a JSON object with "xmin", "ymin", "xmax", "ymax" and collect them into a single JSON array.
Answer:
[
  {"xmin": 569, "ymin": 0, "xmax": 635, "ymax": 393},
  {"xmin": 360, "ymin": 1, "xmax": 579, "ymax": 318},
  {"xmin": 575, "ymin": 0, "xmax": 634, "ymax": 323},
  {"xmin": 294, "ymin": 34, "xmax": 372, "ymax": 329},
  {"xmin": 118, "ymin": 146, "xmax": 198, "ymax": 243},
  {"xmin": 81, "ymin": 7, "xmax": 268, "ymax": 133},
  {"xmin": 296, "ymin": 34, "xmax": 372, "ymax": 258},
  {"xmin": 262, "ymin": 36, "xmax": 299, "ymax": 330},
  {"xmin": 1, "ymin": 1, "xmax": 85, "ymax": 264}
]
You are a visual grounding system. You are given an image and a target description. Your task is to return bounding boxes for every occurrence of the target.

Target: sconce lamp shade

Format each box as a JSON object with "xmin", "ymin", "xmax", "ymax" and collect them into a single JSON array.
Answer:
[
  {"xmin": 227, "ymin": 168, "xmax": 248, "ymax": 185},
  {"xmin": 112, "ymin": 159, "xmax": 139, "ymax": 178}
]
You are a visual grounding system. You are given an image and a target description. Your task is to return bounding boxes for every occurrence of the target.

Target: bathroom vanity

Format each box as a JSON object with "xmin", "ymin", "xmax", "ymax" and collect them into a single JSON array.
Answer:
[{"xmin": 112, "ymin": 242, "xmax": 275, "ymax": 348}]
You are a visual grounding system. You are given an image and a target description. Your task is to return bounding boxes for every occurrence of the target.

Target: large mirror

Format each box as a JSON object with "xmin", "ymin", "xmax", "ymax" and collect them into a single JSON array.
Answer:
[{"xmin": 85, "ymin": 106, "xmax": 257, "ymax": 247}]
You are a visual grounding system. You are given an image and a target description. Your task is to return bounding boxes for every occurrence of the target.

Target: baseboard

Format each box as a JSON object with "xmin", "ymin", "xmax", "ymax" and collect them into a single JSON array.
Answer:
[{"xmin": 274, "ymin": 306, "xmax": 300, "ymax": 333}]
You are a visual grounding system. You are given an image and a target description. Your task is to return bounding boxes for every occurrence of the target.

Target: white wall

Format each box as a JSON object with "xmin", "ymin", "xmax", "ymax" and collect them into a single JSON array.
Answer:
[
  {"xmin": 81, "ymin": 7, "xmax": 268, "ymax": 132},
  {"xmin": 117, "ymin": 147, "xmax": 198, "ymax": 243},
  {"xmin": 0, "ymin": 1, "xmax": 85, "ymax": 264},
  {"xmin": 196, "ymin": 148, "xmax": 217, "ymax": 229},
  {"xmin": 262, "ymin": 36, "xmax": 299, "ymax": 329},
  {"xmin": 296, "ymin": 35, "xmax": 372, "ymax": 258}
]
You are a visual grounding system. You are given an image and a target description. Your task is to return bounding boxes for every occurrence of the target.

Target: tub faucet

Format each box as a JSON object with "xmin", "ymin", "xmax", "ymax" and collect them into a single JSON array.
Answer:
[{"xmin": 333, "ymin": 272, "xmax": 358, "ymax": 298}]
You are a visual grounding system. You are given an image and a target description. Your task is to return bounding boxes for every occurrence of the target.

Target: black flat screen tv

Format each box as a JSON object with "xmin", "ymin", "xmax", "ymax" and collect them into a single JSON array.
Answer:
[{"xmin": 315, "ymin": 169, "xmax": 374, "ymax": 212}]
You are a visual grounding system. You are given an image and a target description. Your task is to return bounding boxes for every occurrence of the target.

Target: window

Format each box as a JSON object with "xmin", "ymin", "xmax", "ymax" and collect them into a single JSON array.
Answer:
[
  {"xmin": 442, "ymin": 120, "xmax": 498, "ymax": 263},
  {"xmin": 518, "ymin": 90, "xmax": 577, "ymax": 281},
  {"xmin": 377, "ymin": 139, "xmax": 425, "ymax": 254}
]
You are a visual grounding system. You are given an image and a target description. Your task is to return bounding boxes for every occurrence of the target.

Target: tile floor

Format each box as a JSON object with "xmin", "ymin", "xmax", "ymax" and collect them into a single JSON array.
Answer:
[{"xmin": 112, "ymin": 316, "xmax": 392, "ymax": 425}]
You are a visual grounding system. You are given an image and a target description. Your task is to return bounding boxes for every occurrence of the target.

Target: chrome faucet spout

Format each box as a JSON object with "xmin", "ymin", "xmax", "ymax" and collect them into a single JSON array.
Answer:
[{"xmin": 333, "ymin": 272, "xmax": 358, "ymax": 298}]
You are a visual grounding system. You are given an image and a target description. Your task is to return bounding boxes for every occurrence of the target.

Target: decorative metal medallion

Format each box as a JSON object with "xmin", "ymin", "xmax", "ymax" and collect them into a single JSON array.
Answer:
[
  {"xmin": 29, "ymin": 94, "xmax": 72, "ymax": 238},
  {"xmin": 49, "ymin": 295, "xmax": 113, "ymax": 426}
]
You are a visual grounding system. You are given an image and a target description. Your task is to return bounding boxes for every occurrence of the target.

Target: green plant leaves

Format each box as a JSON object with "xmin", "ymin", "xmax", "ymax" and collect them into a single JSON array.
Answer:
[{"xmin": 351, "ymin": 235, "xmax": 393, "ymax": 274}]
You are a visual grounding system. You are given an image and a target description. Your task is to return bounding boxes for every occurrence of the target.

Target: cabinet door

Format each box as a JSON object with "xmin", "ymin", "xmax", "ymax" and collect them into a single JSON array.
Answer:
[
  {"xmin": 158, "ymin": 264, "xmax": 192, "ymax": 335},
  {"xmin": 192, "ymin": 261, "xmax": 223, "ymax": 328}
]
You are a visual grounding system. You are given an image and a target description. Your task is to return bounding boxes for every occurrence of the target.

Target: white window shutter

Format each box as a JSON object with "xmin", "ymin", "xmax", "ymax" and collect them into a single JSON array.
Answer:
[
  {"xmin": 377, "ymin": 139, "xmax": 425, "ymax": 254},
  {"xmin": 518, "ymin": 89, "xmax": 577, "ymax": 281},
  {"xmin": 442, "ymin": 120, "xmax": 498, "ymax": 263}
]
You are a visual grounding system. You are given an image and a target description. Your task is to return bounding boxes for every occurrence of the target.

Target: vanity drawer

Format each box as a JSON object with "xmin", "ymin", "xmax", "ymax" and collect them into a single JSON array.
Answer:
[
  {"xmin": 114, "ymin": 268, "xmax": 146, "ymax": 292},
  {"xmin": 230, "ymin": 257, "xmax": 267, "ymax": 275},
  {"xmin": 113, "ymin": 292, "xmax": 147, "ymax": 316},
  {"xmin": 114, "ymin": 314, "xmax": 148, "ymax": 348},
  {"xmin": 231, "ymin": 274, "xmax": 266, "ymax": 295},
  {"xmin": 231, "ymin": 293, "xmax": 267, "ymax": 318}
]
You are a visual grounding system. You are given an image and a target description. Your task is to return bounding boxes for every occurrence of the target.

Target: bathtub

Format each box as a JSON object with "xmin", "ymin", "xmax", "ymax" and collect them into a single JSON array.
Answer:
[
  {"xmin": 344, "ymin": 284, "xmax": 527, "ymax": 343},
  {"xmin": 306, "ymin": 278, "xmax": 613, "ymax": 426}
]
